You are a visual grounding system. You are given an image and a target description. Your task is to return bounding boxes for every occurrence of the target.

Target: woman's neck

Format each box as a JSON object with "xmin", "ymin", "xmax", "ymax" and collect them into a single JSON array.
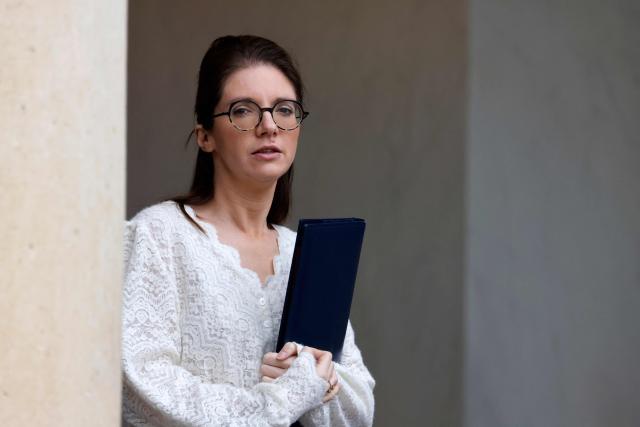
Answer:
[{"xmin": 195, "ymin": 173, "xmax": 277, "ymax": 239}]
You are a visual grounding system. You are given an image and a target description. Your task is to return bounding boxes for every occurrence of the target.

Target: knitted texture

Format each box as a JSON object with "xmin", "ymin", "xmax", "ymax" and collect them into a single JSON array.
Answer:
[{"xmin": 122, "ymin": 201, "xmax": 375, "ymax": 426}]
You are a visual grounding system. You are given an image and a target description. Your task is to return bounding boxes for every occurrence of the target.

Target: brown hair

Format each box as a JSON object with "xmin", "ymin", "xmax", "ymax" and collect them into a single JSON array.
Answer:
[{"xmin": 169, "ymin": 35, "xmax": 305, "ymax": 233}]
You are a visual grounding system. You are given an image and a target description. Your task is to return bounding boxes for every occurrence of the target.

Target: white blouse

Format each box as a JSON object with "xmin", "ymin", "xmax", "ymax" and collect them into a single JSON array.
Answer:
[{"xmin": 122, "ymin": 201, "xmax": 375, "ymax": 426}]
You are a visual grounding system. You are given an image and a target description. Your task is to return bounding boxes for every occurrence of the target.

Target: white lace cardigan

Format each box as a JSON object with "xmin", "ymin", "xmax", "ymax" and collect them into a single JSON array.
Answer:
[{"xmin": 121, "ymin": 201, "xmax": 375, "ymax": 426}]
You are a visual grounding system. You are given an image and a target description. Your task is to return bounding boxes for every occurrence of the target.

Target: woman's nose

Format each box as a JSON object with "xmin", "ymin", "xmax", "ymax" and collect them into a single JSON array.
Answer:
[{"xmin": 256, "ymin": 111, "xmax": 278, "ymax": 135}]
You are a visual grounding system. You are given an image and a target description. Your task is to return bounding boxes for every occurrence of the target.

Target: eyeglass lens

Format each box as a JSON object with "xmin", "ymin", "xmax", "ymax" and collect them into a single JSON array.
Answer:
[{"xmin": 229, "ymin": 100, "xmax": 303, "ymax": 130}]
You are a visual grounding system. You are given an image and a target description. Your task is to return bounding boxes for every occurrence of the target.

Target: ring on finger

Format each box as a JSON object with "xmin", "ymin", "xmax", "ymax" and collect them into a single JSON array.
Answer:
[{"xmin": 327, "ymin": 376, "xmax": 339, "ymax": 393}]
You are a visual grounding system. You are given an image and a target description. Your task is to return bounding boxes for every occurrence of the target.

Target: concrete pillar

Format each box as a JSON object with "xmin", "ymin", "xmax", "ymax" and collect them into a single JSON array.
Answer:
[{"xmin": 0, "ymin": 1, "xmax": 126, "ymax": 425}]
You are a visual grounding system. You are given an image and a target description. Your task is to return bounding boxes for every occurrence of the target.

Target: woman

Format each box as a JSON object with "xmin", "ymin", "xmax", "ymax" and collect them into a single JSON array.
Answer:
[{"xmin": 122, "ymin": 35, "xmax": 375, "ymax": 426}]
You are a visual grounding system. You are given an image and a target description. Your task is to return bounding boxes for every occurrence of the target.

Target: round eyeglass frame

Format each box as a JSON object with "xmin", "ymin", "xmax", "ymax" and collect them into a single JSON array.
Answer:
[{"xmin": 213, "ymin": 99, "xmax": 310, "ymax": 131}]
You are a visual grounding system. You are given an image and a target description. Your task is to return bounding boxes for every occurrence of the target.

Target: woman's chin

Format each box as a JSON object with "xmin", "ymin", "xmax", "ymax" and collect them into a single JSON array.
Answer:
[
  {"xmin": 248, "ymin": 169, "xmax": 289, "ymax": 185},
  {"xmin": 248, "ymin": 162, "xmax": 291, "ymax": 181}
]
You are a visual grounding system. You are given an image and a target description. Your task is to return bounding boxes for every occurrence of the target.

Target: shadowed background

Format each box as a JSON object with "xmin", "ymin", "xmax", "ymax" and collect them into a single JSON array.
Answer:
[
  {"xmin": 128, "ymin": 2, "xmax": 466, "ymax": 426},
  {"xmin": 127, "ymin": 1, "xmax": 639, "ymax": 426}
]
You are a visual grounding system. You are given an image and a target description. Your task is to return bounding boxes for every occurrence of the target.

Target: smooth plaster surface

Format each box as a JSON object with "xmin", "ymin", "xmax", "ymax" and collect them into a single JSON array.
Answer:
[
  {"xmin": 0, "ymin": 1, "xmax": 126, "ymax": 425},
  {"xmin": 127, "ymin": 1, "xmax": 467, "ymax": 426},
  {"xmin": 465, "ymin": 1, "xmax": 640, "ymax": 426}
]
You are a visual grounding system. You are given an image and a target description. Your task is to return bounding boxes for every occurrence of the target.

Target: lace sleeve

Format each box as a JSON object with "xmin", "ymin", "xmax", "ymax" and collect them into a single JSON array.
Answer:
[
  {"xmin": 298, "ymin": 321, "xmax": 376, "ymax": 427},
  {"xmin": 122, "ymin": 220, "xmax": 327, "ymax": 426}
]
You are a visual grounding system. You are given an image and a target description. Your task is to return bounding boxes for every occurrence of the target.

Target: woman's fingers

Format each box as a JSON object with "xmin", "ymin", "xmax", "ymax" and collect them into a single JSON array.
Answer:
[
  {"xmin": 262, "ymin": 352, "xmax": 295, "ymax": 369},
  {"xmin": 322, "ymin": 370, "xmax": 340, "ymax": 403},
  {"xmin": 277, "ymin": 342, "xmax": 299, "ymax": 360},
  {"xmin": 266, "ymin": 345, "xmax": 340, "ymax": 401},
  {"xmin": 301, "ymin": 346, "xmax": 334, "ymax": 382},
  {"xmin": 259, "ymin": 346, "xmax": 299, "ymax": 381},
  {"xmin": 329, "ymin": 369, "xmax": 338, "ymax": 388},
  {"xmin": 271, "ymin": 344, "xmax": 340, "ymax": 402},
  {"xmin": 259, "ymin": 363, "xmax": 285, "ymax": 379},
  {"xmin": 315, "ymin": 350, "xmax": 333, "ymax": 375},
  {"xmin": 326, "ymin": 366, "xmax": 338, "ymax": 391}
]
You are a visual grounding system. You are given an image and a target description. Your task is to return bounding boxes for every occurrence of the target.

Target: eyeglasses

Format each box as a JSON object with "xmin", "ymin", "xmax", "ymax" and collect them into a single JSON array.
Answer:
[{"xmin": 213, "ymin": 99, "xmax": 309, "ymax": 131}]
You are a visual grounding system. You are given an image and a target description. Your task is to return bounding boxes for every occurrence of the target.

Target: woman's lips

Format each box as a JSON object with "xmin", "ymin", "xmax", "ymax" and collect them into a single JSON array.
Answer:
[{"xmin": 252, "ymin": 151, "xmax": 282, "ymax": 160}]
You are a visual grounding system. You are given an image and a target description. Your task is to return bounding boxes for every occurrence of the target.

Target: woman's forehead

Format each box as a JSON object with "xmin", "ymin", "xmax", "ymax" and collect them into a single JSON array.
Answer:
[{"xmin": 221, "ymin": 64, "xmax": 297, "ymax": 104}]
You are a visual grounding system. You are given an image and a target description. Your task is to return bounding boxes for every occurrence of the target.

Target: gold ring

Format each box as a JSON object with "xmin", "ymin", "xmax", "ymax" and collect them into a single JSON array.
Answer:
[{"xmin": 326, "ymin": 380, "xmax": 334, "ymax": 393}]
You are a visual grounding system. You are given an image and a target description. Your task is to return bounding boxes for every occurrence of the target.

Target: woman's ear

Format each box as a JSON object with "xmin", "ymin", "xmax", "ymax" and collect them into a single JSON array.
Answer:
[{"xmin": 195, "ymin": 124, "xmax": 216, "ymax": 153}]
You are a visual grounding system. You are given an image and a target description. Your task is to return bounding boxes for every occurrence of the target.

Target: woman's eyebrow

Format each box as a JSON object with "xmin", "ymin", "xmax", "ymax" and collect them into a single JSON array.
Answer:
[
  {"xmin": 227, "ymin": 96, "xmax": 254, "ymax": 105},
  {"xmin": 226, "ymin": 96, "xmax": 298, "ymax": 106},
  {"xmin": 272, "ymin": 97, "xmax": 297, "ymax": 103}
]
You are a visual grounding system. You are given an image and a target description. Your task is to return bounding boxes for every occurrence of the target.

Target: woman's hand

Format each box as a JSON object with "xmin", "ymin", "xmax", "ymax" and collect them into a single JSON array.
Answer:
[
  {"xmin": 261, "ymin": 342, "xmax": 340, "ymax": 403},
  {"xmin": 260, "ymin": 342, "xmax": 298, "ymax": 382},
  {"xmin": 302, "ymin": 346, "xmax": 341, "ymax": 403}
]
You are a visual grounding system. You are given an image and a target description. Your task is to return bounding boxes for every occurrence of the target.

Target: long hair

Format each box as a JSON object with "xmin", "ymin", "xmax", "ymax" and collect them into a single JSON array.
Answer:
[{"xmin": 170, "ymin": 35, "xmax": 305, "ymax": 233}]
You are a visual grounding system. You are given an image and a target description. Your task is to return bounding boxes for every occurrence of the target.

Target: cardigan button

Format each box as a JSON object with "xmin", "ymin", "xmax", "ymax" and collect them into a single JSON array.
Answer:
[
  {"xmin": 258, "ymin": 297, "xmax": 266, "ymax": 306},
  {"xmin": 263, "ymin": 320, "xmax": 270, "ymax": 328}
]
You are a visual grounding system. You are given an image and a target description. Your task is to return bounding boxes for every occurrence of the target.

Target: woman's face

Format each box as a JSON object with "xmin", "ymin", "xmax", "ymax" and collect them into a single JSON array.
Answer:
[{"xmin": 200, "ymin": 64, "xmax": 301, "ymax": 187}]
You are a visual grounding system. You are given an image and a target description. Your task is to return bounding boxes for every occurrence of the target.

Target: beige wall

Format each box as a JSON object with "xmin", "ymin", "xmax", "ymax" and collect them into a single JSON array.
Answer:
[
  {"xmin": 0, "ymin": 1, "xmax": 126, "ymax": 425},
  {"xmin": 127, "ymin": 1, "xmax": 467, "ymax": 426}
]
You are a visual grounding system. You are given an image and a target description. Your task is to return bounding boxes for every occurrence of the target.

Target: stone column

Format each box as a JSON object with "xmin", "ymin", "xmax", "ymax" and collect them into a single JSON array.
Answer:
[{"xmin": 0, "ymin": 1, "xmax": 126, "ymax": 425}]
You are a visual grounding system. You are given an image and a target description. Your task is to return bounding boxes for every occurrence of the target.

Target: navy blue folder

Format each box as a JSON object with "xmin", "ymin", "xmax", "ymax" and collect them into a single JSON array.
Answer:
[{"xmin": 276, "ymin": 218, "xmax": 366, "ymax": 363}]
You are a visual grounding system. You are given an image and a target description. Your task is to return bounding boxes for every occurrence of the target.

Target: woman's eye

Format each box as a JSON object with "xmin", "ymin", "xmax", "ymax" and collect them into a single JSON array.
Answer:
[
  {"xmin": 231, "ymin": 108, "xmax": 250, "ymax": 116},
  {"xmin": 276, "ymin": 107, "xmax": 294, "ymax": 116}
]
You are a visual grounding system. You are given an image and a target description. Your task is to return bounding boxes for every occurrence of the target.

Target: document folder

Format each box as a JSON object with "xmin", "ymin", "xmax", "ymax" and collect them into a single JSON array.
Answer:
[{"xmin": 276, "ymin": 218, "xmax": 366, "ymax": 363}]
